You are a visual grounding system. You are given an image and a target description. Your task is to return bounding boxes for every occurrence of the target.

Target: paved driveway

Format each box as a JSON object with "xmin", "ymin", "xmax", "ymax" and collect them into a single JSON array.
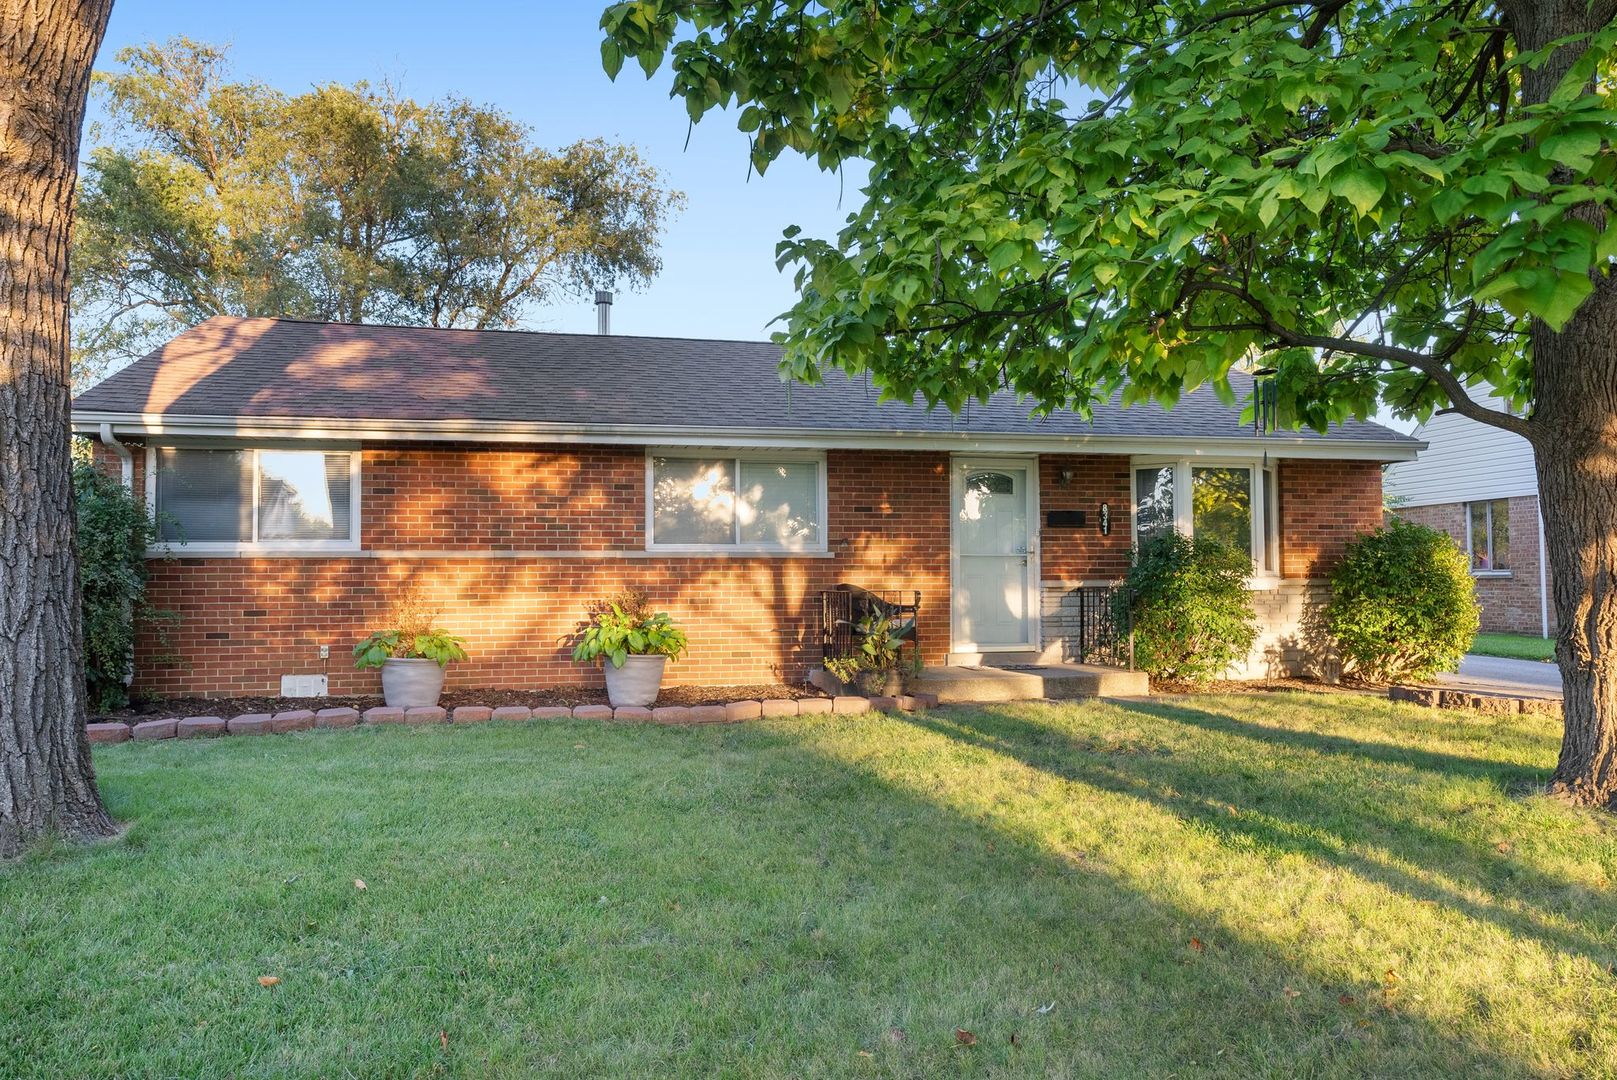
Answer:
[{"xmin": 1435, "ymin": 654, "xmax": 1562, "ymax": 697}]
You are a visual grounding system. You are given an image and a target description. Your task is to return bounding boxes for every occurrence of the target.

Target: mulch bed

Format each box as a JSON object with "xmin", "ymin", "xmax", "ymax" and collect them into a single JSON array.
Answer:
[{"xmin": 93, "ymin": 683, "xmax": 826, "ymax": 723}]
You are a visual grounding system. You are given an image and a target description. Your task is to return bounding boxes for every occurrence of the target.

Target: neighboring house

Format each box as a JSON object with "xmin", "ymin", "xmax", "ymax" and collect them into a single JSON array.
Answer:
[
  {"xmin": 1383, "ymin": 387, "xmax": 1550, "ymax": 637},
  {"xmin": 72, "ymin": 314, "xmax": 1419, "ymax": 697}
]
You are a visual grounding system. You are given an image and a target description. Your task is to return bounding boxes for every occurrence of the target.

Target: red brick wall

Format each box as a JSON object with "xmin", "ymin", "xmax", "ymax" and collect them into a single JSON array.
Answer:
[
  {"xmin": 1396, "ymin": 495, "xmax": 1551, "ymax": 635},
  {"xmin": 103, "ymin": 440, "xmax": 1392, "ymax": 696},
  {"xmin": 1038, "ymin": 454, "xmax": 1133, "ymax": 582},
  {"xmin": 130, "ymin": 446, "xmax": 954, "ymax": 696},
  {"xmin": 1278, "ymin": 459, "xmax": 1385, "ymax": 578},
  {"xmin": 363, "ymin": 444, "xmax": 644, "ymax": 551}
]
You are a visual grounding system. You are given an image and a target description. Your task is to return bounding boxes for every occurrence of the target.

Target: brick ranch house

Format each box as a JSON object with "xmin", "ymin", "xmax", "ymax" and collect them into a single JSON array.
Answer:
[
  {"xmin": 72, "ymin": 315, "xmax": 1420, "ymax": 698},
  {"xmin": 1384, "ymin": 385, "xmax": 1551, "ymax": 638}
]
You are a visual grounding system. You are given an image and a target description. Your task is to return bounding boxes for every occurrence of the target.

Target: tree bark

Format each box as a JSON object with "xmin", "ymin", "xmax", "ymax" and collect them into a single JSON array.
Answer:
[
  {"xmin": 1534, "ymin": 275, "xmax": 1617, "ymax": 809},
  {"xmin": 0, "ymin": 0, "xmax": 117, "ymax": 857},
  {"xmin": 1507, "ymin": 0, "xmax": 1617, "ymax": 808}
]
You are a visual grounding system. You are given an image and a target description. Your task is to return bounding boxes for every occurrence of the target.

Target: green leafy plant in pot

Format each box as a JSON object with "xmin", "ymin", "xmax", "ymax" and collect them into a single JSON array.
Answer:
[
  {"xmin": 825, "ymin": 603, "xmax": 906, "ymax": 696},
  {"xmin": 572, "ymin": 589, "xmax": 688, "ymax": 707},
  {"xmin": 353, "ymin": 588, "xmax": 468, "ymax": 708}
]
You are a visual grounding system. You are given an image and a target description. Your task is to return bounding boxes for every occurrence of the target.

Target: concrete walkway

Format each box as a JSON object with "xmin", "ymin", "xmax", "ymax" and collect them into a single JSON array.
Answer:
[{"xmin": 1434, "ymin": 654, "xmax": 1561, "ymax": 698}]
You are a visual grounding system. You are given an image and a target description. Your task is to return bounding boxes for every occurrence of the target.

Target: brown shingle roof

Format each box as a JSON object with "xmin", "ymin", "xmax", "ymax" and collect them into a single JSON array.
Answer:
[{"xmin": 73, "ymin": 315, "xmax": 1412, "ymax": 446}]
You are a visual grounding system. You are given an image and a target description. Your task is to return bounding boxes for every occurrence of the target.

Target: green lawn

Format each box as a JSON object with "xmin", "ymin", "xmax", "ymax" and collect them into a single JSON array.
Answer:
[
  {"xmin": 1472, "ymin": 632, "xmax": 1557, "ymax": 662},
  {"xmin": 4, "ymin": 697, "xmax": 1614, "ymax": 1078}
]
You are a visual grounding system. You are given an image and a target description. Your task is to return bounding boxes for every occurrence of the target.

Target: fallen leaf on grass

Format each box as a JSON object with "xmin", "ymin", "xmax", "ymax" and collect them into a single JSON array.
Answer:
[
  {"xmin": 257, "ymin": 976, "xmax": 280, "ymax": 988},
  {"xmin": 354, "ymin": 879, "xmax": 367, "ymax": 891},
  {"xmin": 1495, "ymin": 841, "xmax": 1513, "ymax": 854},
  {"xmin": 1283, "ymin": 987, "xmax": 1302, "ymax": 1000},
  {"xmin": 440, "ymin": 1031, "xmax": 449, "ymax": 1051},
  {"xmin": 1339, "ymin": 994, "xmax": 1357, "ymax": 1006},
  {"xmin": 955, "ymin": 1029, "xmax": 977, "ymax": 1046},
  {"xmin": 1189, "ymin": 937, "xmax": 1205, "ymax": 953},
  {"xmin": 856, "ymin": 1050, "xmax": 872, "ymax": 1058},
  {"xmin": 1383, "ymin": 968, "xmax": 1401, "ymax": 986}
]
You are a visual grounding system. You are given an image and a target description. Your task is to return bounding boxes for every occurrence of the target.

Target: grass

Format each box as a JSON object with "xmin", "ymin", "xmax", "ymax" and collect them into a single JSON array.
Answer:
[
  {"xmin": 1472, "ymin": 632, "xmax": 1557, "ymax": 663},
  {"xmin": 3, "ymin": 696, "xmax": 1614, "ymax": 1078}
]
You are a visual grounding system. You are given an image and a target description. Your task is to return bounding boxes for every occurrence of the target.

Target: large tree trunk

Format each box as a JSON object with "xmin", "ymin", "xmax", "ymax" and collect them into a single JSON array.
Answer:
[
  {"xmin": 1534, "ymin": 275, "xmax": 1617, "ymax": 809},
  {"xmin": 1508, "ymin": 0, "xmax": 1617, "ymax": 808},
  {"xmin": 0, "ymin": 0, "xmax": 117, "ymax": 857}
]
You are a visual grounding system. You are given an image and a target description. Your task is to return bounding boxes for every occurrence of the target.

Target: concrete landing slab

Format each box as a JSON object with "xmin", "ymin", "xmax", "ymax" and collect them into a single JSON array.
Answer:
[{"xmin": 913, "ymin": 663, "xmax": 1148, "ymax": 704}]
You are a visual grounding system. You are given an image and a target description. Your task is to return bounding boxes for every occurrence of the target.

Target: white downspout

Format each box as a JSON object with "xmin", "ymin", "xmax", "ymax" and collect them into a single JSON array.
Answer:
[{"xmin": 97, "ymin": 422, "xmax": 133, "ymax": 490}]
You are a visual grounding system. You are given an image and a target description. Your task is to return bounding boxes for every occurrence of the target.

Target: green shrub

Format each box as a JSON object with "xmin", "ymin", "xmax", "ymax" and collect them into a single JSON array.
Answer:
[
  {"xmin": 1117, "ymin": 532, "xmax": 1258, "ymax": 682},
  {"xmin": 1326, "ymin": 518, "xmax": 1479, "ymax": 683},
  {"xmin": 354, "ymin": 586, "xmax": 469, "ymax": 669},
  {"xmin": 75, "ymin": 461, "xmax": 171, "ymax": 711},
  {"xmin": 572, "ymin": 589, "xmax": 688, "ymax": 669}
]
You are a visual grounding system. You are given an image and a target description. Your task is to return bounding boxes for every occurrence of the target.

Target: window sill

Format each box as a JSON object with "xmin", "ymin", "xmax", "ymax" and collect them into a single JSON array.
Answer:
[
  {"xmin": 147, "ymin": 544, "xmax": 360, "ymax": 558},
  {"xmin": 1471, "ymin": 570, "xmax": 1513, "ymax": 579},
  {"xmin": 643, "ymin": 547, "xmax": 834, "ymax": 558}
]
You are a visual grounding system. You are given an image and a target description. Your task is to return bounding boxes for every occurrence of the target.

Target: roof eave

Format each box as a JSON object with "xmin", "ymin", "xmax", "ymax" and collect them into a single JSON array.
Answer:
[{"xmin": 70, "ymin": 410, "xmax": 1425, "ymax": 462}]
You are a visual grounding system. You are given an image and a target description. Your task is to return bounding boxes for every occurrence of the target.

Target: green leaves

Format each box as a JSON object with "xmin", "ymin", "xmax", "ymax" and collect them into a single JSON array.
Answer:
[
  {"xmin": 76, "ymin": 463, "xmax": 171, "ymax": 712},
  {"xmin": 1327, "ymin": 519, "xmax": 1479, "ymax": 683},
  {"xmin": 1538, "ymin": 128, "xmax": 1602, "ymax": 172},
  {"xmin": 1332, "ymin": 169, "xmax": 1386, "ymax": 217},
  {"xmin": 572, "ymin": 594, "xmax": 689, "ymax": 668},
  {"xmin": 353, "ymin": 627, "xmax": 468, "ymax": 669},
  {"xmin": 1474, "ymin": 267, "xmax": 1595, "ymax": 332},
  {"xmin": 77, "ymin": 38, "xmax": 684, "ymax": 377},
  {"xmin": 603, "ymin": 0, "xmax": 1617, "ymax": 427}
]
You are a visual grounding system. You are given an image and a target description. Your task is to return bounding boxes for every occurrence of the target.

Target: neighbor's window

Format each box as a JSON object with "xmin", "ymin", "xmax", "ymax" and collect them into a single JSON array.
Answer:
[
  {"xmin": 1467, "ymin": 499, "xmax": 1510, "ymax": 572},
  {"xmin": 650, "ymin": 453, "xmax": 824, "ymax": 550},
  {"xmin": 154, "ymin": 447, "xmax": 357, "ymax": 550},
  {"xmin": 1133, "ymin": 458, "xmax": 1279, "ymax": 574}
]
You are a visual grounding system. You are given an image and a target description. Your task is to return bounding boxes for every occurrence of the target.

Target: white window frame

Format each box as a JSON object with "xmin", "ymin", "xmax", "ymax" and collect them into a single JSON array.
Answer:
[
  {"xmin": 145, "ymin": 443, "xmax": 362, "ymax": 556},
  {"xmin": 1466, "ymin": 499, "xmax": 1512, "ymax": 577},
  {"xmin": 1129, "ymin": 456, "xmax": 1280, "ymax": 577},
  {"xmin": 645, "ymin": 449, "xmax": 829, "ymax": 554}
]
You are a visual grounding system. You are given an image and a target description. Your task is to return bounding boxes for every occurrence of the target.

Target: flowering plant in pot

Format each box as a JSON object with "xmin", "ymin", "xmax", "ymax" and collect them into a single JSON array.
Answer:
[
  {"xmin": 572, "ymin": 589, "xmax": 688, "ymax": 707},
  {"xmin": 353, "ymin": 590, "xmax": 468, "ymax": 708}
]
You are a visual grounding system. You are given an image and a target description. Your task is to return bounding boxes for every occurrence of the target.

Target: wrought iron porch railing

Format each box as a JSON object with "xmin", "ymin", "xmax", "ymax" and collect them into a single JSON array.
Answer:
[{"xmin": 1070, "ymin": 583, "xmax": 1134, "ymax": 669}]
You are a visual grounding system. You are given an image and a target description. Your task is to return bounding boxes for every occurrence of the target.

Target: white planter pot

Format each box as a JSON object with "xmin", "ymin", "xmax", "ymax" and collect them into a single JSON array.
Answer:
[
  {"xmin": 604, "ymin": 654, "xmax": 667, "ymax": 707},
  {"xmin": 381, "ymin": 657, "xmax": 447, "ymax": 708}
]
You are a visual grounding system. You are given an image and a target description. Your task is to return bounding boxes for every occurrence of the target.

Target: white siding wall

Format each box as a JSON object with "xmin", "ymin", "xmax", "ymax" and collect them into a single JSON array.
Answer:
[{"xmin": 1383, "ymin": 386, "xmax": 1536, "ymax": 509}]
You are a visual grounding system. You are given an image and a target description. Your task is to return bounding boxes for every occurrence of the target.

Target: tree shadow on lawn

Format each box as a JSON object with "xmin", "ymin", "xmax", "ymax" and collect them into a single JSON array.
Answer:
[
  {"xmin": 1, "ymin": 718, "xmax": 1556, "ymax": 1078},
  {"xmin": 894, "ymin": 698, "xmax": 1613, "ymax": 979},
  {"xmin": 1135, "ymin": 694, "xmax": 1552, "ymax": 778}
]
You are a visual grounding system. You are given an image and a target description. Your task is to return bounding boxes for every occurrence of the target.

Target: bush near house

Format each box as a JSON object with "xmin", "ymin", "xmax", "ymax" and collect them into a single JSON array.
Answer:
[
  {"xmin": 1326, "ymin": 518, "xmax": 1479, "ymax": 684},
  {"xmin": 74, "ymin": 462, "xmax": 170, "ymax": 711},
  {"xmin": 1117, "ymin": 532, "xmax": 1258, "ymax": 682}
]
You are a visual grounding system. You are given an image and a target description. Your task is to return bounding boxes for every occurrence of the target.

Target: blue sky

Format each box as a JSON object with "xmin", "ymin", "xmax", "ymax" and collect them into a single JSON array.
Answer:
[{"xmin": 89, "ymin": 2, "xmax": 862, "ymax": 341}]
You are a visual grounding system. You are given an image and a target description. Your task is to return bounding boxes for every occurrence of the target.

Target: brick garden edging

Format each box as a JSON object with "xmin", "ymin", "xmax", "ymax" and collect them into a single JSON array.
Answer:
[
  {"xmin": 85, "ymin": 693, "xmax": 939, "ymax": 746},
  {"xmin": 1388, "ymin": 684, "xmax": 1563, "ymax": 719}
]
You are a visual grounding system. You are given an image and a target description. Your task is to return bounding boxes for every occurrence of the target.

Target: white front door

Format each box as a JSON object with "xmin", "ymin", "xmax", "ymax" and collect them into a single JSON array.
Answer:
[{"xmin": 952, "ymin": 458, "xmax": 1038, "ymax": 651}]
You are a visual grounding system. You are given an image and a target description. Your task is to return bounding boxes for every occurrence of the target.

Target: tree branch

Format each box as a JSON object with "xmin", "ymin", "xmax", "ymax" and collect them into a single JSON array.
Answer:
[{"xmin": 1180, "ymin": 279, "xmax": 1534, "ymax": 439}]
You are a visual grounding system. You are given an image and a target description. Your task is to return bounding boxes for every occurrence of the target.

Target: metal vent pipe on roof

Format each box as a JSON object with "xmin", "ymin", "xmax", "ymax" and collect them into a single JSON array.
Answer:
[{"xmin": 595, "ymin": 290, "xmax": 613, "ymax": 335}]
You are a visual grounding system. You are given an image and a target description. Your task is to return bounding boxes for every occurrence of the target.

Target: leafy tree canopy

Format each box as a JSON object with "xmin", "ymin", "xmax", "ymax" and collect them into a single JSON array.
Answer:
[
  {"xmin": 601, "ymin": 1, "xmax": 1616, "ymax": 433},
  {"xmin": 74, "ymin": 37, "xmax": 685, "ymax": 382}
]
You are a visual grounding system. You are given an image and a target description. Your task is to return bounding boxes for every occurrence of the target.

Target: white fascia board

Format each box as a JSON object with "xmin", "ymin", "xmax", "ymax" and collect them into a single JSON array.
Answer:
[{"xmin": 70, "ymin": 410, "xmax": 1424, "ymax": 462}]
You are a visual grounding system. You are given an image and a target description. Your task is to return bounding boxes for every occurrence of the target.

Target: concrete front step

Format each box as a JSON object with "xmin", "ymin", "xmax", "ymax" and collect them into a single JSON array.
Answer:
[{"xmin": 914, "ymin": 663, "xmax": 1148, "ymax": 703}]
